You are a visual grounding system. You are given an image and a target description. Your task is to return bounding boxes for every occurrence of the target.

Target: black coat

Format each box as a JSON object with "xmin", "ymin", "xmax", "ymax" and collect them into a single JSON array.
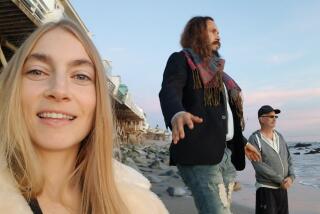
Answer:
[{"xmin": 159, "ymin": 51, "xmax": 246, "ymax": 170}]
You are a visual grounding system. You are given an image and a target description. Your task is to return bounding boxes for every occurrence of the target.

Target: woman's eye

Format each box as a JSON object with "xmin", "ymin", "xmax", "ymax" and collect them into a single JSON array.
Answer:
[
  {"xmin": 25, "ymin": 69, "xmax": 48, "ymax": 80},
  {"xmin": 27, "ymin": 69, "xmax": 44, "ymax": 76},
  {"xmin": 74, "ymin": 74, "xmax": 91, "ymax": 81}
]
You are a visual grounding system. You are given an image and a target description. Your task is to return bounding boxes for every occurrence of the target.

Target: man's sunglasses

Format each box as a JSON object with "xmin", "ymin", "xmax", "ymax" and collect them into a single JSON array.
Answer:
[{"xmin": 260, "ymin": 115, "xmax": 278, "ymax": 119}]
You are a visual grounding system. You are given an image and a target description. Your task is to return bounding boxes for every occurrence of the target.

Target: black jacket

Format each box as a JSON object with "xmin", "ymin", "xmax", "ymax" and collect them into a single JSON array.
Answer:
[{"xmin": 159, "ymin": 51, "xmax": 246, "ymax": 170}]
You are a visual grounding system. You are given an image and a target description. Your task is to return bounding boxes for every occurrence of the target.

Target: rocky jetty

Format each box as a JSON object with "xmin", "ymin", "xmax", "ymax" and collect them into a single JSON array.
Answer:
[
  {"xmin": 118, "ymin": 141, "xmax": 191, "ymax": 198},
  {"xmin": 290, "ymin": 142, "xmax": 320, "ymax": 155},
  {"xmin": 305, "ymin": 148, "xmax": 320, "ymax": 155},
  {"xmin": 294, "ymin": 143, "xmax": 312, "ymax": 148}
]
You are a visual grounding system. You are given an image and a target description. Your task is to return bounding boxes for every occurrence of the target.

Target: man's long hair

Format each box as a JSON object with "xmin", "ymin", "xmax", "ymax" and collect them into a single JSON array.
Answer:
[{"xmin": 180, "ymin": 16, "xmax": 216, "ymax": 62}]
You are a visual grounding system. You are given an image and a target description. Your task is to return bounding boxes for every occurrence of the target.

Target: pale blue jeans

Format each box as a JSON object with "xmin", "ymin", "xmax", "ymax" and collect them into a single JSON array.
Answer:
[{"xmin": 177, "ymin": 148, "xmax": 237, "ymax": 214}]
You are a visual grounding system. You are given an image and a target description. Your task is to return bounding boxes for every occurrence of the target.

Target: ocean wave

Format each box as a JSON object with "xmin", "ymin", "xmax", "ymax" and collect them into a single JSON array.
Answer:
[
  {"xmin": 289, "ymin": 142, "xmax": 320, "ymax": 189},
  {"xmin": 299, "ymin": 180, "xmax": 320, "ymax": 189}
]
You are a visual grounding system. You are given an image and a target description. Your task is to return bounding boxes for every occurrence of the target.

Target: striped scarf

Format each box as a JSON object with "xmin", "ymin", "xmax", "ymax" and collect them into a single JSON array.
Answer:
[{"xmin": 183, "ymin": 48, "xmax": 244, "ymax": 128}]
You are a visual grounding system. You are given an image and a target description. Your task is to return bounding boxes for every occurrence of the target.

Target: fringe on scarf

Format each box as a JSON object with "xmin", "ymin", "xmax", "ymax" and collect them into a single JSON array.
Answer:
[
  {"xmin": 230, "ymin": 89, "xmax": 245, "ymax": 130},
  {"xmin": 192, "ymin": 68, "xmax": 202, "ymax": 89},
  {"xmin": 192, "ymin": 68, "xmax": 223, "ymax": 106},
  {"xmin": 192, "ymin": 70, "xmax": 245, "ymax": 130}
]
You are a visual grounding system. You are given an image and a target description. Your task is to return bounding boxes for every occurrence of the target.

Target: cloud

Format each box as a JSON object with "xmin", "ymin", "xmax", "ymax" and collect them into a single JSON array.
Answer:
[
  {"xmin": 244, "ymin": 87, "xmax": 320, "ymax": 106},
  {"xmin": 266, "ymin": 52, "xmax": 304, "ymax": 64},
  {"xmin": 278, "ymin": 114, "xmax": 320, "ymax": 142},
  {"xmin": 278, "ymin": 108, "xmax": 320, "ymax": 131},
  {"xmin": 135, "ymin": 96, "xmax": 162, "ymax": 114},
  {"xmin": 243, "ymin": 88, "xmax": 320, "ymax": 141},
  {"xmin": 134, "ymin": 87, "xmax": 320, "ymax": 141},
  {"xmin": 135, "ymin": 96, "xmax": 165, "ymax": 127}
]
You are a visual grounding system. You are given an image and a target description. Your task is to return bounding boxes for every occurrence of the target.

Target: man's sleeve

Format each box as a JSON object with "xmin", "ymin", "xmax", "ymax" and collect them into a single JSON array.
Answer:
[
  {"xmin": 159, "ymin": 52, "xmax": 188, "ymax": 129},
  {"xmin": 286, "ymin": 144, "xmax": 296, "ymax": 181},
  {"xmin": 248, "ymin": 135, "xmax": 284, "ymax": 184},
  {"xmin": 278, "ymin": 133, "xmax": 296, "ymax": 181},
  {"xmin": 242, "ymin": 136, "xmax": 248, "ymax": 147}
]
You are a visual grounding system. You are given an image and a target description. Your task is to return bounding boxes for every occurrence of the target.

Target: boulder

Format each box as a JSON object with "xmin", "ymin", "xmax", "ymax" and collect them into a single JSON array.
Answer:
[
  {"xmin": 159, "ymin": 169, "xmax": 178, "ymax": 177},
  {"xmin": 149, "ymin": 159, "xmax": 169, "ymax": 170},
  {"xmin": 147, "ymin": 175, "xmax": 163, "ymax": 183},
  {"xmin": 122, "ymin": 157, "xmax": 140, "ymax": 172},
  {"xmin": 294, "ymin": 143, "xmax": 312, "ymax": 148},
  {"xmin": 167, "ymin": 186, "xmax": 188, "ymax": 197},
  {"xmin": 305, "ymin": 148, "xmax": 320, "ymax": 155}
]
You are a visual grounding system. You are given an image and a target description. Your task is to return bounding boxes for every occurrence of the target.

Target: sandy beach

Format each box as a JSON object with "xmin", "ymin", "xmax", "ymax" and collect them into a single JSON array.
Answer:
[
  {"xmin": 234, "ymin": 161, "xmax": 320, "ymax": 214},
  {"xmin": 123, "ymin": 140, "xmax": 320, "ymax": 214},
  {"xmin": 150, "ymin": 165, "xmax": 254, "ymax": 214}
]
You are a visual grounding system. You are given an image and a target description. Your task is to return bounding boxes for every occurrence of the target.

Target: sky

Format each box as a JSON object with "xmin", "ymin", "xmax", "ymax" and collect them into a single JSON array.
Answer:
[{"xmin": 71, "ymin": 1, "xmax": 320, "ymax": 142}]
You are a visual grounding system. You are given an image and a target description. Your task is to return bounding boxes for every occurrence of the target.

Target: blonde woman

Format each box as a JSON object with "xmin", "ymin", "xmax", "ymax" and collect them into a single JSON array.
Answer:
[{"xmin": 0, "ymin": 20, "xmax": 168, "ymax": 214}]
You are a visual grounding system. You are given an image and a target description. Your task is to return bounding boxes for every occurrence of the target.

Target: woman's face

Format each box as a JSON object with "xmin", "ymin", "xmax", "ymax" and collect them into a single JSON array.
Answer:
[{"xmin": 21, "ymin": 28, "xmax": 96, "ymax": 152}]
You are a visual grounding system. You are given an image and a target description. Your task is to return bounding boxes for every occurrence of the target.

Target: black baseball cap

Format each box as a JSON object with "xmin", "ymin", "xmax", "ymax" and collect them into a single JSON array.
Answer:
[{"xmin": 258, "ymin": 105, "xmax": 281, "ymax": 117}]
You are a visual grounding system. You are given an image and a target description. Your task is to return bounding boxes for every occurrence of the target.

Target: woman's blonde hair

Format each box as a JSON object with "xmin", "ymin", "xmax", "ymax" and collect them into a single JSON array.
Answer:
[{"xmin": 0, "ymin": 19, "xmax": 128, "ymax": 213}]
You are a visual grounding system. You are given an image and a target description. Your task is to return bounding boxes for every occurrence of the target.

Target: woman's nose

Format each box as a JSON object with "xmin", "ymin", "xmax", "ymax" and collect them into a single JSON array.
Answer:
[{"xmin": 44, "ymin": 74, "xmax": 71, "ymax": 102}]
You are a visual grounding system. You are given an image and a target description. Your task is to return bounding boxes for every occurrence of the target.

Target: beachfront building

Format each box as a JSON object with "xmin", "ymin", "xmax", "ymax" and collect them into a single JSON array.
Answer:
[
  {"xmin": 0, "ymin": 0, "xmax": 87, "ymax": 68},
  {"xmin": 0, "ymin": 0, "xmax": 148, "ymax": 143},
  {"xmin": 145, "ymin": 127, "xmax": 170, "ymax": 141},
  {"xmin": 102, "ymin": 60, "xmax": 149, "ymax": 143}
]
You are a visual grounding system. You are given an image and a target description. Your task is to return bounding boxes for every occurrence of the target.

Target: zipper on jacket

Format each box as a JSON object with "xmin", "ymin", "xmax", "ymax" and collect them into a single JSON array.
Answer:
[
  {"xmin": 277, "ymin": 151, "xmax": 285, "ymax": 177},
  {"xmin": 257, "ymin": 133, "xmax": 285, "ymax": 178}
]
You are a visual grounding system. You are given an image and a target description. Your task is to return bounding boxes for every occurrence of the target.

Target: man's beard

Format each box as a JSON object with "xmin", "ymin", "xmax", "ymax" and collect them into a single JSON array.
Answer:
[
  {"xmin": 213, "ymin": 40, "xmax": 221, "ymax": 48},
  {"xmin": 212, "ymin": 50, "xmax": 220, "ymax": 58},
  {"xmin": 210, "ymin": 41, "xmax": 221, "ymax": 55}
]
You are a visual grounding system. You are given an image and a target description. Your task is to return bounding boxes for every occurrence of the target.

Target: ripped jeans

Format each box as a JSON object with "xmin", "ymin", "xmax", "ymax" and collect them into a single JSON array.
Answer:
[{"xmin": 177, "ymin": 148, "xmax": 237, "ymax": 214}]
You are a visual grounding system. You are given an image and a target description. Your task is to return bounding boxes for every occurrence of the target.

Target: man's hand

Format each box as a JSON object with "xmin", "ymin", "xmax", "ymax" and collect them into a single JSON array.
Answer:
[
  {"xmin": 245, "ymin": 143, "xmax": 261, "ymax": 161},
  {"xmin": 171, "ymin": 112, "xmax": 203, "ymax": 144},
  {"xmin": 281, "ymin": 177, "xmax": 293, "ymax": 189}
]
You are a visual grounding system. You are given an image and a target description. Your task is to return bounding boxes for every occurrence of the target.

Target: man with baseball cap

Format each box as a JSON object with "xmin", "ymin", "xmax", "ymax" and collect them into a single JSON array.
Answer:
[{"xmin": 248, "ymin": 105, "xmax": 295, "ymax": 214}]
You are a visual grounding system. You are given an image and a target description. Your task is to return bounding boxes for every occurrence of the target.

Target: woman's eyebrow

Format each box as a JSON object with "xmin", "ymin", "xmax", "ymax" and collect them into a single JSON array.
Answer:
[
  {"xmin": 69, "ymin": 59, "xmax": 94, "ymax": 69},
  {"xmin": 26, "ymin": 54, "xmax": 94, "ymax": 69},
  {"xmin": 26, "ymin": 53, "xmax": 52, "ymax": 64}
]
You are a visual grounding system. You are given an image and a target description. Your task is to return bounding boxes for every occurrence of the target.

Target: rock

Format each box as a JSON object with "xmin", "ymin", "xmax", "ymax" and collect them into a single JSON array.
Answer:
[
  {"xmin": 305, "ymin": 148, "xmax": 320, "ymax": 155},
  {"xmin": 147, "ymin": 153, "xmax": 156, "ymax": 159},
  {"xmin": 133, "ymin": 156, "xmax": 149, "ymax": 165},
  {"xmin": 147, "ymin": 175, "xmax": 163, "ymax": 183},
  {"xmin": 127, "ymin": 150, "xmax": 141, "ymax": 160},
  {"xmin": 146, "ymin": 146, "xmax": 160, "ymax": 154},
  {"xmin": 133, "ymin": 148, "xmax": 147, "ymax": 156},
  {"xmin": 161, "ymin": 157, "xmax": 170, "ymax": 165},
  {"xmin": 122, "ymin": 157, "xmax": 140, "ymax": 172},
  {"xmin": 139, "ymin": 167, "xmax": 153, "ymax": 173},
  {"xmin": 159, "ymin": 169, "xmax": 178, "ymax": 177},
  {"xmin": 293, "ymin": 152, "xmax": 300, "ymax": 155},
  {"xmin": 149, "ymin": 159, "xmax": 169, "ymax": 170},
  {"xmin": 167, "ymin": 186, "xmax": 188, "ymax": 197},
  {"xmin": 294, "ymin": 143, "xmax": 312, "ymax": 148}
]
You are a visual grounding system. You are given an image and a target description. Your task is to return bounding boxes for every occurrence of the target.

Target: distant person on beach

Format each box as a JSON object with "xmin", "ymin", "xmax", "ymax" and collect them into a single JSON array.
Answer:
[
  {"xmin": 248, "ymin": 105, "xmax": 295, "ymax": 214},
  {"xmin": 0, "ymin": 19, "xmax": 168, "ymax": 214},
  {"xmin": 159, "ymin": 16, "xmax": 261, "ymax": 214}
]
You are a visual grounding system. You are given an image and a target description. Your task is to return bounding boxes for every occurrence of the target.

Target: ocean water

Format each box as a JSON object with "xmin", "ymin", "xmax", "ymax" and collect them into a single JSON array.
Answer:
[{"xmin": 289, "ymin": 142, "xmax": 320, "ymax": 189}]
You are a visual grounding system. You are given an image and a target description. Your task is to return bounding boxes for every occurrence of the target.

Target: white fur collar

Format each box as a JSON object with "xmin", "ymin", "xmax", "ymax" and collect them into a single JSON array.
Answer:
[
  {"xmin": 0, "ymin": 158, "xmax": 33, "ymax": 213},
  {"xmin": 0, "ymin": 158, "xmax": 168, "ymax": 214}
]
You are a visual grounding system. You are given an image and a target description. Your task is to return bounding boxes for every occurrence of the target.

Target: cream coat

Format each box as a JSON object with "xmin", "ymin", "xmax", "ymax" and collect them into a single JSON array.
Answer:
[{"xmin": 0, "ymin": 158, "xmax": 168, "ymax": 214}]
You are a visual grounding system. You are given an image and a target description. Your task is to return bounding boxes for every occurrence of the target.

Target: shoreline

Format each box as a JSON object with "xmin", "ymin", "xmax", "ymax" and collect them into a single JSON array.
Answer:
[
  {"xmin": 234, "ymin": 159, "xmax": 320, "ymax": 214},
  {"xmin": 127, "ymin": 139, "xmax": 320, "ymax": 214}
]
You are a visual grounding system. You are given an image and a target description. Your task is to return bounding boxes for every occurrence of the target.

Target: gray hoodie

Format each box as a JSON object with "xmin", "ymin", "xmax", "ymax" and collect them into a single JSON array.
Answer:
[{"xmin": 248, "ymin": 130, "xmax": 295, "ymax": 188}]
